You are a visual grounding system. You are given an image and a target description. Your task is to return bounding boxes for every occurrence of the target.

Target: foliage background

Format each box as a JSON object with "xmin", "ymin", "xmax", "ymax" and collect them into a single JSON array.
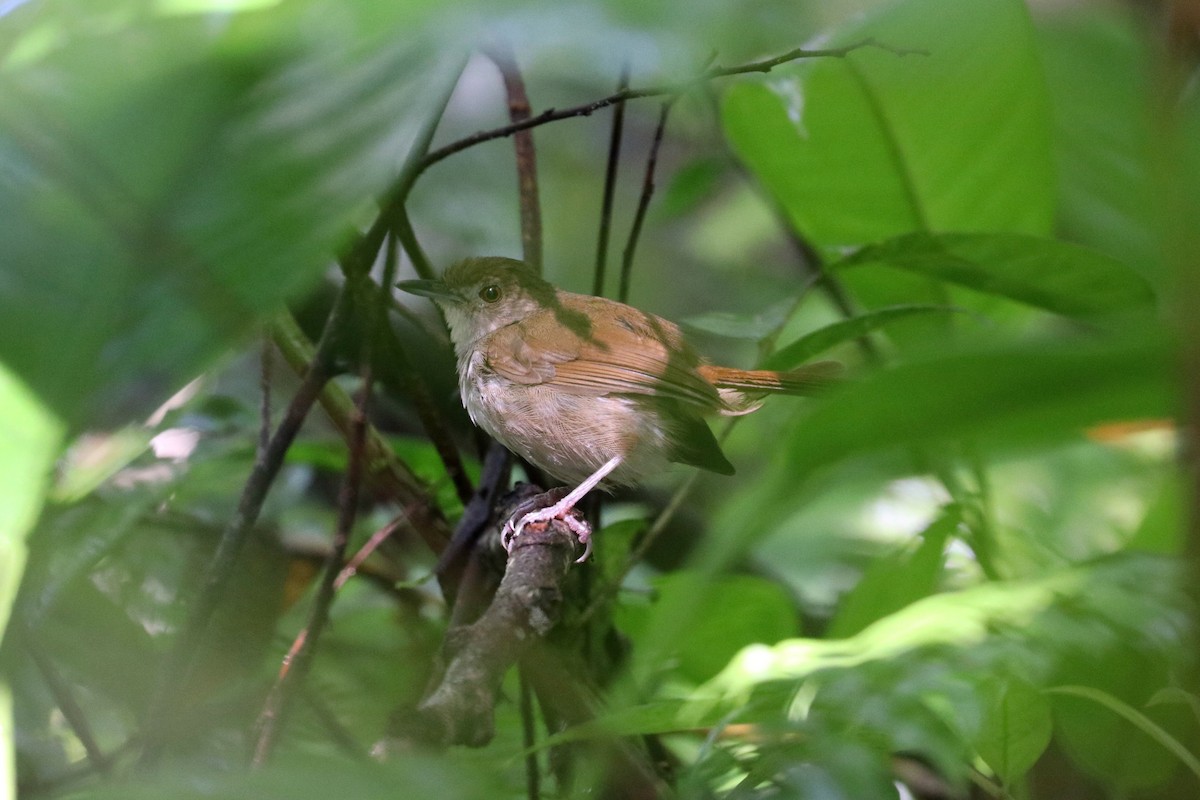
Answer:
[{"xmin": 0, "ymin": 0, "xmax": 1197, "ymax": 798}]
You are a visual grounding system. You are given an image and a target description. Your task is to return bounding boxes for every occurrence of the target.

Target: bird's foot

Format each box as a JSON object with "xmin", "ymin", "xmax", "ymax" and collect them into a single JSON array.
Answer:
[{"xmin": 501, "ymin": 487, "xmax": 593, "ymax": 562}]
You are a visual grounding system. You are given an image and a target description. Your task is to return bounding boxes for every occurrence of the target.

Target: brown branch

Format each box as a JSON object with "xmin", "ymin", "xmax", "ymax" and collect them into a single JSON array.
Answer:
[
  {"xmin": 387, "ymin": 488, "xmax": 584, "ymax": 748},
  {"xmin": 594, "ymin": 65, "xmax": 631, "ymax": 297},
  {"xmin": 254, "ymin": 237, "xmax": 402, "ymax": 764},
  {"xmin": 619, "ymin": 100, "xmax": 673, "ymax": 303},
  {"xmin": 17, "ymin": 622, "xmax": 112, "ymax": 775},
  {"xmin": 270, "ymin": 311, "xmax": 452, "ymax": 557},
  {"xmin": 420, "ymin": 38, "xmax": 920, "ymax": 175},
  {"xmin": 140, "ymin": 282, "xmax": 354, "ymax": 767},
  {"xmin": 487, "ymin": 43, "xmax": 543, "ymax": 273},
  {"xmin": 355, "ymin": 279, "xmax": 474, "ymax": 507}
]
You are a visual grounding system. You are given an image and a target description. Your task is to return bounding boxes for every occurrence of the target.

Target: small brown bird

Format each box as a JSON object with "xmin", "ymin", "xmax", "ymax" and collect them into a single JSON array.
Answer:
[{"xmin": 399, "ymin": 256, "xmax": 838, "ymax": 559}]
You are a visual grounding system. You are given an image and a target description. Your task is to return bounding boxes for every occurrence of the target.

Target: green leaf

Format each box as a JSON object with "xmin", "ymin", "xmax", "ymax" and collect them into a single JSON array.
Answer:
[
  {"xmin": 722, "ymin": 0, "xmax": 1053, "ymax": 251},
  {"xmin": 976, "ymin": 677, "xmax": 1052, "ymax": 787},
  {"xmin": 1048, "ymin": 685, "xmax": 1200, "ymax": 786},
  {"xmin": 617, "ymin": 572, "xmax": 799, "ymax": 684},
  {"xmin": 826, "ymin": 507, "xmax": 957, "ymax": 639},
  {"xmin": 0, "ymin": 364, "xmax": 62, "ymax": 800},
  {"xmin": 784, "ymin": 333, "xmax": 1171, "ymax": 479},
  {"xmin": 837, "ymin": 232, "xmax": 1156, "ymax": 319},
  {"xmin": 0, "ymin": 366, "xmax": 63, "ymax": 636},
  {"xmin": 0, "ymin": 2, "xmax": 451, "ymax": 427},
  {"xmin": 683, "ymin": 299, "xmax": 793, "ymax": 340},
  {"xmin": 761, "ymin": 304, "xmax": 966, "ymax": 370}
]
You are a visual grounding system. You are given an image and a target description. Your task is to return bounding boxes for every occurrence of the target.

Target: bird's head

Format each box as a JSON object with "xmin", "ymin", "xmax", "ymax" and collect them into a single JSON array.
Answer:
[{"xmin": 398, "ymin": 256, "xmax": 556, "ymax": 351}]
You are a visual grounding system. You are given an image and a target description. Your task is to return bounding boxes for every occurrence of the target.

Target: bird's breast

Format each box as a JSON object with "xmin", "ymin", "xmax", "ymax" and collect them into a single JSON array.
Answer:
[{"xmin": 457, "ymin": 348, "xmax": 672, "ymax": 486}]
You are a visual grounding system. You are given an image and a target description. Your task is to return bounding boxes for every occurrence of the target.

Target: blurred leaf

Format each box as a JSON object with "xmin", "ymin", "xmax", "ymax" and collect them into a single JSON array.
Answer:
[
  {"xmin": 722, "ymin": 0, "xmax": 1053, "ymax": 252},
  {"xmin": 762, "ymin": 304, "xmax": 966, "ymax": 370},
  {"xmin": 0, "ymin": 365, "xmax": 62, "ymax": 800},
  {"xmin": 825, "ymin": 506, "xmax": 956, "ymax": 639},
  {"xmin": 1037, "ymin": 9, "xmax": 1159, "ymax": 277},
  {"xmin": 837, "ymin": 232, "xmax": 1156, "ymax": 319},
  {"xmin": 975, "ymin": 677, "xmax": 1052, "ymax": 787},
  {"xmin": 683, "ymin": 298, "xmax": 793, "ymax": 340},
  {"xmin": 659, "ymin": 156, "xmax": 725, "ymax": 218},
  {"xmin": 1125, "ymin": 475, "xmax": 1184, "ymax": 555},
  {"xmin": 617, "ymin": 572, "xmax": 798, "ymax": 684},
  {"xmin": 58, "ymin": 752, "xmax": 504, "ymax": 800},
  {"xmin": 50, "ymin": 428, "xmax": 153, "ymax": 503},
  {"xmin": 1149, "ymin": 687, "xmax": 1200, "ymax": 726},
  {"xmin": 0, "ymin": 1, "xmax": 453, "ymax": 427},
  {"xmin": 1048, "ymin": 685, "xmax": 1200, "ymax": 787},
  {"xmin": 784, "ymin": 332, "xmax": 1171, "ymax": 480},
  {"xmin": 0, "ymin": 366, "xmax": 63, "ymax": 630},
  {"xmin": 702, "ymin": 555, "xmax": 1180, "ymax": 703}
]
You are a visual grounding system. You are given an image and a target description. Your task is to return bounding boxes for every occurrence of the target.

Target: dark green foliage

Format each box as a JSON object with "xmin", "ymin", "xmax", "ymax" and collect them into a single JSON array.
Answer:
[{"xmin": 1, "ymin": 1, "xmax": 1196, "ymax": 799}]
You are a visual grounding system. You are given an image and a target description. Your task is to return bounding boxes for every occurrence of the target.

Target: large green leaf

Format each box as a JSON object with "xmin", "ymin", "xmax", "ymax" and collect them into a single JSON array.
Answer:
[
  {"xmin": 836, "ymin": 232, "xmax": 1156, "ymax": 319},
  {"xmin": 784, "ymin": 332, "xmax": 1171, "ymax": 478},
  {"xmin": 721, "ymin": 0, "xmax": 1053, "ymax": 251},
  {"xmin": 0, "ymin": 366, "xmax": 63, "ymax": 800},
  {"xmin": 0, "ymin": 0, "xmax": 452, "ymax": 427}
]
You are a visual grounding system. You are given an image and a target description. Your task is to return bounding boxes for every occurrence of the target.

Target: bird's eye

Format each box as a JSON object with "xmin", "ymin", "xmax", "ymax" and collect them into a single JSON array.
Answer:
[{"xmin": 479, "ymin": 284, "xmax": 502, "ymax": 303}]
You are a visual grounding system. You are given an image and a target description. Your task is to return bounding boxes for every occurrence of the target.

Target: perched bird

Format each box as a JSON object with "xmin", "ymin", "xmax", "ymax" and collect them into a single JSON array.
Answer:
[{"xmin": 399, "ymin": 256, "xmax": 839, "ymax": 559}]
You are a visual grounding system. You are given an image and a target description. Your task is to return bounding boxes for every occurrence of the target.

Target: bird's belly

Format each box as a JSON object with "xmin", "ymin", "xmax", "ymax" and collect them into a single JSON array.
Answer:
[{"xmin": 462, "ymin": 373, "xmax": 668, "ymax": 486}]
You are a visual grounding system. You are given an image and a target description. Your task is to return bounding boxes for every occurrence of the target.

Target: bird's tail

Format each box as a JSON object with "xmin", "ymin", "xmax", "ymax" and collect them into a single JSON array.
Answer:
[{"xmin": 700, "ymin": 360, "xmax": 842, "ymax": 415}]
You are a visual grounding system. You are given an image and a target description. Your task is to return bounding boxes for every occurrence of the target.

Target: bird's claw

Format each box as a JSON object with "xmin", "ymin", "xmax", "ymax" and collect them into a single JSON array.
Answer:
[{"xmin": 501, "ymin": 493, "xmax": 593, "ymax": 562}]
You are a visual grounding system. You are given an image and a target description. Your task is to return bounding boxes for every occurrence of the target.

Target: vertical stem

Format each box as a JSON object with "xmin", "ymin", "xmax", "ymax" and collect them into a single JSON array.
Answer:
[
  {"xmin": 593, "ymin": 65, "xmax": 630, "ymax": 297},
  {"xmin": 619, "ymin": 100, "xmax": 673, "ymax": 303},
  {"xmin": 141, "ymin": 284, "xmax": 353, "ymax": 767},
  {"xmin": 487, "ymin": 44, "xmax": 543, "ymax": 273}
]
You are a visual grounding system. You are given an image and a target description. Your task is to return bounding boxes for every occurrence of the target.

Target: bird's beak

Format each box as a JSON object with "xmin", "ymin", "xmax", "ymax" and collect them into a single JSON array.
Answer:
[{"xmin": 396, "ymin": 278, "xmax": 458, "ymax": 302}]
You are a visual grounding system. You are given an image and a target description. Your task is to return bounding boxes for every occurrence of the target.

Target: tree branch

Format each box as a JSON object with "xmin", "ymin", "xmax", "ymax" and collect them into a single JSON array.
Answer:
[
  {"xmin": 140, "ymin": 282, "xmax": 354, "ymax": 767},
  {"xmin": 388, "ymin": 488, "xmax": 584, "ymax": 748},
  {"xmin": 420, "ymin": 38, "xmax": 921, "ymax": 175},
  {"xmin": 619, "ymin": 99, "xmax": 673, "ymax": 304},
  {"xmin": 593, "ymin": 65, "xmax": 631, "ymax": 297},
  {"xmin": 486, "ymin": 43, "xmax": 543, "ymax": 273}
]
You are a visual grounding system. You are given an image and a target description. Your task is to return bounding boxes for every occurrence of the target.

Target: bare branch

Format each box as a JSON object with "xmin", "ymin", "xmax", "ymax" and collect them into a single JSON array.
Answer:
[
  {"xmin": 486, "ymin": 44, "xmax": 544, "ymax": 273},
  {"xmin": 619, "ymin": 100, "xmax": 673, "ymax": 304},
  {"xmin": 420, "ymin": 38, "xmax": 921, "ymax": 174},
  {"xmin": 593, "ymin": 65, "xmax": 631, "ymax": 297}
]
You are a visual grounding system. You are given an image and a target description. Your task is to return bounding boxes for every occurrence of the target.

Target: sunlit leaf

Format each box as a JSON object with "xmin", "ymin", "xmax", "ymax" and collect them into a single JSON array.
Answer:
[
  {"xmin": 722, "ymin": 0, "xmax": 1053, "ymax": 251},
  {"xmin": 825, "ymin": 506, "xmax": 957, "ymax": 639}
]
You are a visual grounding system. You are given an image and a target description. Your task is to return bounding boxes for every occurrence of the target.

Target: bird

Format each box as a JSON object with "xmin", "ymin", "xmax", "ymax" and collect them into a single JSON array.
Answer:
[{"xmin": 398, "ymin": 256, "xmax": 839, "ymax": 560}]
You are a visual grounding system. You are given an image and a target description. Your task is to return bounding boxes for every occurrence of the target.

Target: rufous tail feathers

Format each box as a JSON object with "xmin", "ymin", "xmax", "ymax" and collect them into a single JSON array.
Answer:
[{"xmin": 699, "ymin": 360, "xmax": 842, "ymax": 415}]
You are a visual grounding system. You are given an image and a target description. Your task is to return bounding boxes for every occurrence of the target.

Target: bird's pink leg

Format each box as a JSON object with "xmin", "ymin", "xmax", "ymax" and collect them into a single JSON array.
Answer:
[{"xmin": 502, "ymin": 456, "xmax": 621, "ymax": 562}]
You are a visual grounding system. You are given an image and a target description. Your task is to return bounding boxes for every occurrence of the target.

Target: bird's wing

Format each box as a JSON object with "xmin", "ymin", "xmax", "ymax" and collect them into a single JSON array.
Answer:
[{"xmin": 482, "ymin": 294, "xmax": 721, "ymax": 409}]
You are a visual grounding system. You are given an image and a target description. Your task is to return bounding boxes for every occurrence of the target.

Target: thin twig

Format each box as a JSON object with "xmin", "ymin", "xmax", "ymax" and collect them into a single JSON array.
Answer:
[
  {"xmin": 345, "ymin": 56, "xmax": 466, "ymax": 283},
  {"xmin": 519, "ymin": 667, "xmax": 541, "ymax": 800},
  {"xmin": 335, "ymin": 514, "xmax": 408, "ymax": 589},
  {"xmin": 270, "ymin": 312, "xmax": 452, "ymax": 558},
  {"xmin": 619, "ymin": 100, "xmax": 673, "ymax": 303},
  {"xmin": 254, "ymin": 237, "xmax": 400, "ymax": 763},
  {"xmin": 259, "ymin": 334, "xmax": 272, "ymax": 457},
  {"xmin": 17, "ymin": 621, "xmax": 112, "ymax": 775},
  {"xmin": 436, "ymin": 441, "xmax": 513, "ymax": 586},
  {"xmin": 593, "ymin": 65, "xmax": 631, "ymax": 297},
  {"xmin": 486, "ymin": 43, "xmax": 543, "ymax": 273},
  {"xmin": 358, "ymin": 277, "xmax": 475, "ymax": 508},
  {"xmin": 140, "ymin": 283, "xmax": 354, "ymax": 767},
  {"xmin": 420, "ymin": 38, "xmax": 920, "ymax": 175}
]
